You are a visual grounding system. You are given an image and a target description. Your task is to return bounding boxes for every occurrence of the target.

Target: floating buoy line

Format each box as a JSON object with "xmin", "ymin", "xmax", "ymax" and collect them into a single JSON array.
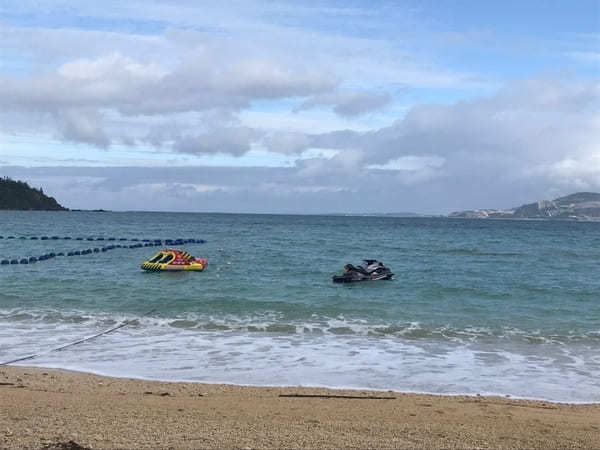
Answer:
[{"xmin": 0, "ymin": 235, "xmax": 206, "ymax": 266}]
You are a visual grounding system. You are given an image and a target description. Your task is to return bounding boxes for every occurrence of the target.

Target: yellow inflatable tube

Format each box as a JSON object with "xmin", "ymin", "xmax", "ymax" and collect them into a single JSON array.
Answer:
[{"xmin": 141, "ymin": 249, "xmax": 207, "ymax": 272}]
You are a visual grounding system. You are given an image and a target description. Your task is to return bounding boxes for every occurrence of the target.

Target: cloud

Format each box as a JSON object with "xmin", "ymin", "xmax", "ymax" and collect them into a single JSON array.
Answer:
[
  {"xmin": 0, "ymin": 1, "xmax": 509, "ymax": 152},
  {"xmin": 0, "ymin": 48, "xmax": 337, "ymax": 148},
  {"xmin": 173, "ymin": 126, "xmax": 262, "ymax": 156},
  {"xmin": 0, "ymin": 165, "xmax": 425, "ymax": 213},
  {"xmin": 141, "ymin": 77, "xmax": 599, "ymax": 212},
  {"xmin": 300, "ymin": 77, "xmax": 598, "ymax": 167},
  {"xmin": 295, "ymin": 90, "xmax": 391, "ymax": 117},
  {"xmin": 2, "ymin": 71, "xmax": 599, "ymax": 218},
  {"xmin": 261, "ymin": 131, "xmax": 314, "ymax": 155},
  {"xmin": 57, "ymin": 52, "xmax": 167, "ymax": 82},
  {"xmin": 1, "ymin": 0, "xmax": 598, "ymax": 215},
  {"xmin": 56, "ymin": 108, "xmax": 110, "ymax": 148},
  {"xmin": 223, "ymin": 77, "xmax": 599, "ymax": 211}
]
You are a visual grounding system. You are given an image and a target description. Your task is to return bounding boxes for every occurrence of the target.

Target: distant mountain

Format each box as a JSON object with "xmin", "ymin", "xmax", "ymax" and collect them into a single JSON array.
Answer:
[
  {"xmin": 448, "ymin": 192, "xmax": 600, "ymax": 221},
  {"xmin": 0, "ymin": 177, "xmax": 67, "ymax": 211}
]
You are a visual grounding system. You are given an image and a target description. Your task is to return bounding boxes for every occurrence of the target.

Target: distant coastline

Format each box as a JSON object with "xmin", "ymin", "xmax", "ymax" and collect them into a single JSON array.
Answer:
[
  {"xmin": 3, "ymin": 177, "xmax": 599, "ymax": 221},
  {"xmin": 448, "ymin": 192, "xmax": 600, "ymax": 221},
  {"xmin": 0, "ymin": 177, "xmax": 67, "ymax": 211}
]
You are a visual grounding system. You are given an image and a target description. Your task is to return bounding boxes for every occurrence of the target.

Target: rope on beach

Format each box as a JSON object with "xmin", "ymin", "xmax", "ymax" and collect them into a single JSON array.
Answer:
[
  {"xmin": 279, "ymin": 394, "xmax": 397, "ymax": 400},
  {"xmin": 0, "ymin": 237, "xmax": 206, "ymax": 266},
  {"xmin": 0, "ymin": 307, "xmax": 160, "ymax": 366}
]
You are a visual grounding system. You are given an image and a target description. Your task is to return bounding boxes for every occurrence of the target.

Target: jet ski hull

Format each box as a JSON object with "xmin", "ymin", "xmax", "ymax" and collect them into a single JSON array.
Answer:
[
  {"xmin": 332, "ymin": 260, "xmax": 393, "ymax": 283},
  {"xmin": 332, "ymin": 272, "xmax": 393, "ymax": 283}
]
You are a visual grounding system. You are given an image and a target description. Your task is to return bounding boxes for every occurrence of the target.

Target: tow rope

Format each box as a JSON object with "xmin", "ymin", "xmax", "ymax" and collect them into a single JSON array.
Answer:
[{"xmin": 0, "ymin": 307, "xmax": 159, "ymax": 366}]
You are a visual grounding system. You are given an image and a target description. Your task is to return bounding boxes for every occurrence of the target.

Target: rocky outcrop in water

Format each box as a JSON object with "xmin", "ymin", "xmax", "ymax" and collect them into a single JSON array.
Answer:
[{"xmin": 449, "ymin": 192, "xmax": 600, "ymax": 220}]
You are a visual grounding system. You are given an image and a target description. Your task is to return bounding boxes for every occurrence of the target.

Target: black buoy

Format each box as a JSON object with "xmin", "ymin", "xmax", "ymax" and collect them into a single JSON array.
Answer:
[
  {"xmin": 20, "ymin": 258, "xmax": 29, "ymax": 264},
  {"xmin": 10, "ymin": 259, "xmax": 19, "ymax": 264},
  {"xmin": 1, "ymin": 259, "xmax": 9, "ymax": 265},
  {"xmin": 29, "ymin": 257, "xmax": 38, "ymax": 263}
]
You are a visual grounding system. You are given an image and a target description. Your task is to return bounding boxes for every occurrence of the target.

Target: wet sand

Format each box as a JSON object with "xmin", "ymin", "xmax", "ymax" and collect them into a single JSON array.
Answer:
[{"xmin": 1, "ymin": 366, "xmax": 599, "ymax": 449}]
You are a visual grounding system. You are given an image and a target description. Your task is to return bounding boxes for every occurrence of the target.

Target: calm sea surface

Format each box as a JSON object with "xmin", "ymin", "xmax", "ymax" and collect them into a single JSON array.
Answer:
[{"xmin": 1, "ymin": 211, "xmax": 599, "ymax": 402}]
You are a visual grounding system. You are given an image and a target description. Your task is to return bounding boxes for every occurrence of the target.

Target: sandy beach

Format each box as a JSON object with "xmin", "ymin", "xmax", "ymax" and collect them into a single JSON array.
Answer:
[{"xmin": 0, "ymin": 366, "xmax": 598, "ymax": 449}]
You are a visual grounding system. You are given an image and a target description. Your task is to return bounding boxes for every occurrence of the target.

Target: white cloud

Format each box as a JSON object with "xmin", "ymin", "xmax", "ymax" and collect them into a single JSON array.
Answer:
[
  {"xmin": 56, "ymin": 108, "xmax": 110, "ymax": 148},
  {"xmin": 368, "ymin": 156, "xmax": 445, "ymax": 171},
  {"xmin": 58, "ymin": 53, "xmax": 167, "ymax": 81},
  {"xmin": 261, "ymin": 131, "xmax": 314, "ymax": 155},
  {"xmin": 1, "ymin": 1, "xmax": 599, "ymax": 214},
  {"xmin": 295, "ymin": 91, "xmax": 391, "ymax": 117},
  {"xmin": 173, "ymin": 126, "xmax": 262, "ymax": 156},
  {"xmin": 0, "ymin": 48, "xmax": 337, "ymax": 147}
]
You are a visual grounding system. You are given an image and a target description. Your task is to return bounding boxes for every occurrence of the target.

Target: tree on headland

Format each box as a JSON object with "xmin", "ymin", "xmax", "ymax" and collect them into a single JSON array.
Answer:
[{"xmin": 0, "ymin": 176, "xmax": 68, "ymax": 210}]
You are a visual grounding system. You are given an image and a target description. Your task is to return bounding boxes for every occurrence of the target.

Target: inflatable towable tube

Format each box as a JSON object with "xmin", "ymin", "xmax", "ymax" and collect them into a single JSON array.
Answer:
[{"xmin": 141, "ymin": 248, "xmax": 207, "ymax": 272}]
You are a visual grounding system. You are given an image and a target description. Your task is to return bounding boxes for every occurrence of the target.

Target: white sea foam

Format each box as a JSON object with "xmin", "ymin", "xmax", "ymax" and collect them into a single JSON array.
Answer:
[{"xmin": 1, "ymin": 316, "xmax": 598, "ymax": 403}]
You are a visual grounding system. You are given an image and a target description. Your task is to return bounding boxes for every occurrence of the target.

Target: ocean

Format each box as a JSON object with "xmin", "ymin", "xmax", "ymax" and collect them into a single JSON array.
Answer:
[{"xmin": 0, "ymin": 211, "xmax": 599, "ymax": 403}]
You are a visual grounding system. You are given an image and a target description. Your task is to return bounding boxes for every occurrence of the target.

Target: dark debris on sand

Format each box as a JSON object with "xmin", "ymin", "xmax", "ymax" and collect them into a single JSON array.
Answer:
[{"xmin": 40, "ymin": 440, "xmax": 91, "ymax": 450}]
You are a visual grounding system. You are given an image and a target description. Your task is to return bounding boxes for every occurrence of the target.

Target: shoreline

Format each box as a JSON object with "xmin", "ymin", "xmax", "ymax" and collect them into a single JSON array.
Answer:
[
  {"xmin": 2, "ymin": 366, "xmax": 599, "ymax": 449},
  {"xmin": 12, "ymin": 362, "xmax": 600, "ymax": 406}
]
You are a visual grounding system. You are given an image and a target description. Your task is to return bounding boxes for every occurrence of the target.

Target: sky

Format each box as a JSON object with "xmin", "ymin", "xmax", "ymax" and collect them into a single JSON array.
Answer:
[{"xmin": 1, "ymin": 0, "xmax": 599, "ymax": 214}]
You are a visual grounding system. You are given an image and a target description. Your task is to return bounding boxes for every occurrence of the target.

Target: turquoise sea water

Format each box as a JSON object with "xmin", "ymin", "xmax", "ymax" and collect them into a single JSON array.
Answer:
[{"xmin": 1, "ymin": 211, "xmax": 599, "ymax": 402}]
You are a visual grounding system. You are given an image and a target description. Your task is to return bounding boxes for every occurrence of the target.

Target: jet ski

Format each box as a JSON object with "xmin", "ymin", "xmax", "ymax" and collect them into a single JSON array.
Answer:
[{"xmin": 332, "ymin": 259, "xmax": 393, "ymax": 283}]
